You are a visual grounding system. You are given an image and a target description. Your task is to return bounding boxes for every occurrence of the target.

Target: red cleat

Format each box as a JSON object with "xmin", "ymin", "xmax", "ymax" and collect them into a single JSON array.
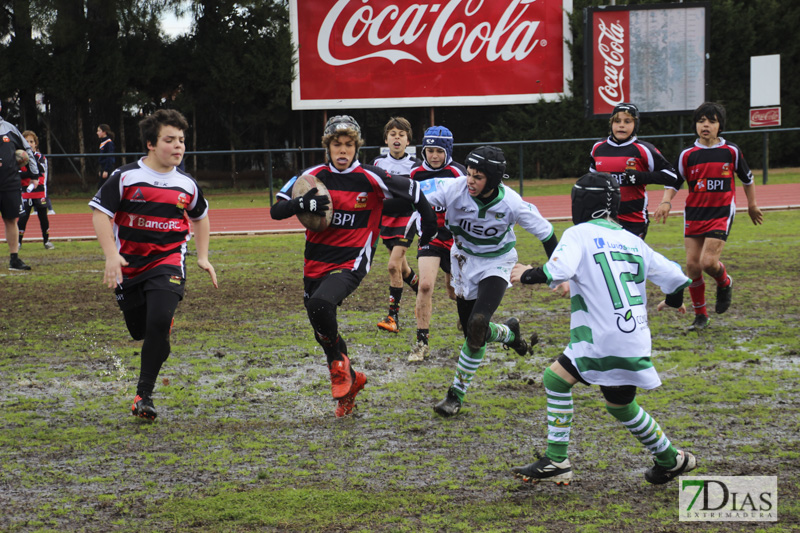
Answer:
[
  {"xmin": 131, "ymin": 394, "xmax": 157, "ymax": 420},
  {"xmin": 329, "ymin": 355, "xmax": 354, "ymax": 399},
  {"xmin": 335, "ymin": 371, "xmax": 367, "ymax": 417}
]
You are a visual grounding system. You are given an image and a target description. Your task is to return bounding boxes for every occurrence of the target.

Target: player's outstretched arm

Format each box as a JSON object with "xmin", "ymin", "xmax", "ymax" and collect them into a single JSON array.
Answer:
[{"xmin": 192, "ymin": 216, "xmax": 218, "ymax": 289}]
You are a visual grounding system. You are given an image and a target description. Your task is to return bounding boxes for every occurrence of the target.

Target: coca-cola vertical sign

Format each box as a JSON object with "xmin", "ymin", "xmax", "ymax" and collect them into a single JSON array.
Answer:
[
  {"xmin": 584, "ymin": 3, "xmax": 709, "ymax": 118},
  {"xmin": 590, "ymin": 9, "xmax": 629, "ymax": 116},
  {"xmin": 290, "ymin": 0, "xmax": 573, "ymax": 110}
]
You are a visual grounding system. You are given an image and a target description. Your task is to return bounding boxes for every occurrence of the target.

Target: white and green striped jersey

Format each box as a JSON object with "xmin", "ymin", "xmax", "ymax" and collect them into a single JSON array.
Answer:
[
  {"xmin": 543, "ymin": 219, "xmax": 691, "ymax": 389},
  {"xmin": 420, "ymin": 177, "xmax": 554, "ymax": 258}
]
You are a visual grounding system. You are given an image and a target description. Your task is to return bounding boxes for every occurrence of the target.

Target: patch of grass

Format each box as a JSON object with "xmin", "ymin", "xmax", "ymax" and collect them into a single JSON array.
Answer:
[{"xmin": 1, "ymin": 210, "xmax": 798, "ymax": 532}]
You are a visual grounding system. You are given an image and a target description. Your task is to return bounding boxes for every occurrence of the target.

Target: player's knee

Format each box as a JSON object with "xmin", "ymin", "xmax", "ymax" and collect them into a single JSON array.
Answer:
[
  {"xmin": 704, "ymin": 260, "xmax": 724, "ymax": 277},
  {"xmin": 417, "ymin": 280, "xmax": 435, "ymax": 296},
  {"xmin": 601, "ymin": 385, "xmax": 637, "ymax": 406},
  {"xmin": 466, "ymin": 313, "xmax": 488, "ymax": 351},
  {"xmin": 387, "ymin": 261, "xmax": 401, "ymax": 277},
  {"xmin": 306, "ymin": 297, "xmax": 335, "ymax": 321}
]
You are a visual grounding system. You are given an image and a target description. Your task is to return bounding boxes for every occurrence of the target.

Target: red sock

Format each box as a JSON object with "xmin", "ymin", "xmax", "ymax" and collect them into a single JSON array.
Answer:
[
  {"xmin": 688, "ymin": 276, "xmax": 707, "ymax": 315},
  {"xmin": 713, "ymin": 262, "xmax": 731, "ymax": 287}
]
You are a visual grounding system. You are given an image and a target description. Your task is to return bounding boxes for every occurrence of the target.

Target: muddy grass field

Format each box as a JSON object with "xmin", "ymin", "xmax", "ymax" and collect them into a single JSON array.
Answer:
[{"xmin": 1, "ymin": 211, "xmax": 799, "ymax": 532}]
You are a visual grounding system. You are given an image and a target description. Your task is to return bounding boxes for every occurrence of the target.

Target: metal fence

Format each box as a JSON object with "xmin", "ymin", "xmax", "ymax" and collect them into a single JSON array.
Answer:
[{"xmin": 45, "ymin": 126, "xmax": 800, "ymax": 203}]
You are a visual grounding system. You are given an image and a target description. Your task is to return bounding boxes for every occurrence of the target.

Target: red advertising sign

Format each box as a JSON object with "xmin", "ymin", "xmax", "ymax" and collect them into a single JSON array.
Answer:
[
  {"xmin": 750, "ymin": 107, "xmax": 781, "ymax": 127},
  {"xmin": 290, "ymin": 0, "xmax": 572, "ymax": 110},
  {"xmin": 585, "ymin": 3, "xmax": 709, "ymax": 118},
  {"xmin": 591, "ymin": 9, "xmax": 630, "ymax": 116}
]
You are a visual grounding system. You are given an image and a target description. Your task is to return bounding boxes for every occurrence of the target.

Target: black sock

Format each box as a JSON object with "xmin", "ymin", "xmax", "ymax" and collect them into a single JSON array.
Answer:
[
  {"xmin": 403, "ymin": 270, "xmax": 419, "ymax": 293},
  {"xmin": 389, "ymin": 286, "xmax": 403, "ymax": 316},
  {"xmin": 416, "ymin": 329, "xmax": 429, "ymax": 344},
  {"xmin": 137, "ymin": 380, "xmax": 155, "ymax": 398}
]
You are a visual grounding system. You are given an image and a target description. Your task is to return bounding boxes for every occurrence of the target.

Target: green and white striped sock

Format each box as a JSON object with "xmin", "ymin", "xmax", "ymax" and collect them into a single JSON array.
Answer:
[
  {"xmin": 451, "ymin": 341, "xmax": 486, "ymax": 399},
  {"xmin": 543, "ymin": 367, "xmax": 574, "ymax": 463},
  {"xmin": 485, "ymin": 322, "xmax": 513, "ymax": 344},
  {"xmin": 606, "ymin": 400, "xmax": 678, "ymax": 468}
]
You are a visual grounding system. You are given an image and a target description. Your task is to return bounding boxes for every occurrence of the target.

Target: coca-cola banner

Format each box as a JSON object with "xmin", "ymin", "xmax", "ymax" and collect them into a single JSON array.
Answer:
[
  {"xmin": 750, "ymin": 107, "xmax": 781, "ymax": 128},
  {"xmin": 290, "ymin": 0, "xmax": 573, "ymax": 110},
  {"xmin": 584, "ymin": 3, "xmax": 709, "ymax": 118}
]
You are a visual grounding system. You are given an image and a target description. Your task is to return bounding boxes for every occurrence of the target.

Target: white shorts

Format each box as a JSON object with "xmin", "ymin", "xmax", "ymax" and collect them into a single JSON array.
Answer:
[{"xmin": 450, "ymin": 246, "xmax": 518, "ymax": 300}]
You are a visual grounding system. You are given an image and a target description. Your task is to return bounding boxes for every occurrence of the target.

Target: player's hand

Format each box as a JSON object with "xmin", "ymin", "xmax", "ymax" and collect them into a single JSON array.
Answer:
[
  {"xmin": 748, "ymin": 205, "xmax": 763, "ymax": 225},
  {"xmin": 553, "ymin": 281, "xmax": 570, "ymax": 298},
  {"xmin": 653, "ymin": 202, "xmax": 671, "ymax": 224},
  {"xmin": 418, "ymin": 220, "xmax": 438, "ymax": 247},
  {"xmin": 657, "ymin": 300, "xmax": 686, "ymax": 314},
  {"xmin": 510, "ymin": 263, "xmax": 531, "ymax": 284},
  {"xmin": 624, "ymin": 169, "xmax": 643, "ymax": 184},
  {"xmin": 296, "ymin": 187, "xmax": 330, "ymax": 215},
  {"xmin": 197, "ymin": 258, "xmax": 218, "ymax": 288},
  {"xmin": 103, "ymin": 253, "xmax": 128, "ymax": 289},
  {"xmin": 26, "ymin": 183, "xmax": 36, "ymax": 193}
]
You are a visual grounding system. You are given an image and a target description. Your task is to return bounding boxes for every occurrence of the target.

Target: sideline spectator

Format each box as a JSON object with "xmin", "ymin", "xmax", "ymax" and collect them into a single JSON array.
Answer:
[
  {"xmin": 97, "ymin": 123, "xmax": 116, "ymax": 190},
  {"xmin": 18, "ymin": 130, "xmax": 53, "ymax": 249},
  {"xmin": 0, "ymin": 101, "xmax": 39, "ymax": 270}
]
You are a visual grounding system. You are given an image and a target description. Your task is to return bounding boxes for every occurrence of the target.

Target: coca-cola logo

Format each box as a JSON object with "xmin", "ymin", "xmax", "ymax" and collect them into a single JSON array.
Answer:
[
  {"xmin": 596, "ymin": 18, "xmax": 626, "ymax": 108},
  {"xmin": 317, "ymin": 0, "xmax": 546, "ymax": 66},
  {"xmin": 750, "ymin": 107, "xmax": 781, "ymax": 127},
  {"xmin": 751, "ymin": 110, "xmax": 779, "ymax": 122}
]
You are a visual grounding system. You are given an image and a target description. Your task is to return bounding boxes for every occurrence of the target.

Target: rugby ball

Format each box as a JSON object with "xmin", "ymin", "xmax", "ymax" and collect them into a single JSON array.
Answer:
[
  {"xmin": 292, "ymin": 174, "xmax": 333, "ymax": 232},
  {"xmin": 15, "ymin": 149, "xmax": 29, "ymax": 166}
]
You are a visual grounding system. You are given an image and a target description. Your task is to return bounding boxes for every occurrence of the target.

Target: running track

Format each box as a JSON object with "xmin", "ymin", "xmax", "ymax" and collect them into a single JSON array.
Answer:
[{"xmin": 6, "ymin": 183, "xmax": 799, "ymax": 241}]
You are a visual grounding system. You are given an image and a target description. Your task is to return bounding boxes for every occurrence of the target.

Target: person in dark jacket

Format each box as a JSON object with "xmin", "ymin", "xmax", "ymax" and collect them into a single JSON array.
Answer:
[
  {"xmin": 0, "ymin": 101, "xmax": 39, "ymax": 270},
  {"xmin": 96, "ymin": 123, "xmax": 117, "ymax": 190}
]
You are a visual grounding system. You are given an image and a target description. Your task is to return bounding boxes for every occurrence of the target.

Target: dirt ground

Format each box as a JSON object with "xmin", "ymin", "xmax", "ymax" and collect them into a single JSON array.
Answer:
[{"xmin": 1, "ymin": 232, "xmax": 798, "ymax": 532}]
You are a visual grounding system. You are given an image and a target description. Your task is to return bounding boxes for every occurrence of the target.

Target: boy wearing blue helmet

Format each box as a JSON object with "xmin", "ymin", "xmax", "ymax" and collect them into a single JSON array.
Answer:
[{"xmin": 407, "ymin": 125, "xmax": 467, "ymax": 362}]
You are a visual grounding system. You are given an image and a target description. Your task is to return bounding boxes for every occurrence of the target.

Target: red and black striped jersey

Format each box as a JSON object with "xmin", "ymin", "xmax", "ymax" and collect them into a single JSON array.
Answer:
[
  {"xmin": 677, "ymin": 138, "xmax": 753, "ymax": 236},
  {"xmin": 277, "ymin": 162, "xmax": 426, "ymax": 279},
  {"xmin": 88, "ymin": 158, "xmax": 208, "ymax": 286},
  {"xmin": 21, "ymin": 152, "xmax": 47, "ymax": 200},
  {"xmin": 589, "ymin": 136, "xmax": 678, "ymax": 230},
  {"xmin": 409, "ymin": 161, "xmax": 467, "ymax": 249}
]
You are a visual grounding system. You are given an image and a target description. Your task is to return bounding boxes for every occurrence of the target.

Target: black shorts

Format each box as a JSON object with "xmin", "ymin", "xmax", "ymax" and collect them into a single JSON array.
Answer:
[
  {"xmin": 417, "ymin": 243, "xmax": 451, "ymax": 275},
  {"xmin": 620, "ymin": 220, "xmax": 648, "ymax": 240},
  {"xmin": 23, "ymin": 197, "xmax": 47, "ymax": 211},
  {"xmin": 0, "ymin": 189, "xmax": 23, "ymax": 220},
  {"xmin": 701, "ymin": 229, "xmax": 730, "ymax": 242},
  {"xmin": 303, "ymin": 270, "xmax": 362, "ymax": 308},
  {"xmin": 382, "ymin": 233, "xmax": 415, "ymax": 251},
  {"xmin": 115, "ymin": 274, "xmax": 186, "ymax": 311}
]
